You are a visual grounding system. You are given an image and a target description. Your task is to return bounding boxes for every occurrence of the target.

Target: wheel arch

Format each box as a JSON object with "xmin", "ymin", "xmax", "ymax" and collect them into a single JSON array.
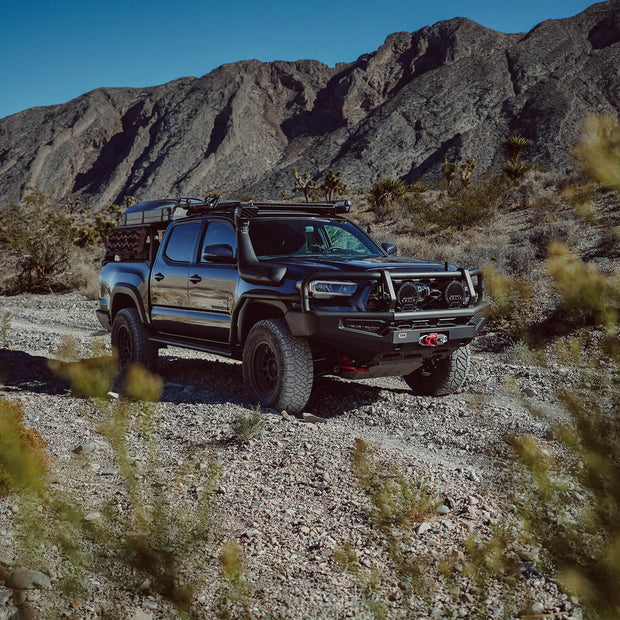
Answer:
[
  {"xmin": 110, "ymin": 285, "xmax": 148, "ymax": 324},
  {"xmin": 235, "ymin": 299, "xmax": 288, "ymax": 347}
]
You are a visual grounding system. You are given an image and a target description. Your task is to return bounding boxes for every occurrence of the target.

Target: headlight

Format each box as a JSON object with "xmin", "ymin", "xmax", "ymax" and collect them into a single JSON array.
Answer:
[{"xmin": 309, "ymin": 280, "xmax": 358, "ymax": 298}]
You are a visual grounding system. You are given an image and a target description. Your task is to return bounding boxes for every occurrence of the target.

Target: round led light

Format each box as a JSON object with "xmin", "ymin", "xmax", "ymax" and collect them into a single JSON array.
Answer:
[
  {"xmin": 445, "ymin": 280, "xmax": 466, "ymax": 307},
  {"xmin": 397, "ymin": 281, "xmax": 419, "ymax": 310}
]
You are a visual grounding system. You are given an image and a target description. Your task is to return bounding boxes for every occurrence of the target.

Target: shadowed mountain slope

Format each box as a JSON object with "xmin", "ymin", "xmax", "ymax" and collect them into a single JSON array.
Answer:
[{"xmin": 1, "ymin": 1, "xmax": 619, "ymax": 208}]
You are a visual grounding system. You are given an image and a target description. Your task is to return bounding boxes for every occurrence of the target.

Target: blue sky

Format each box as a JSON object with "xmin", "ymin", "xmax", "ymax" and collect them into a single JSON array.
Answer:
[{"xmin": 0, "ymin": 0, "xmax": 598, "ymax": 120}]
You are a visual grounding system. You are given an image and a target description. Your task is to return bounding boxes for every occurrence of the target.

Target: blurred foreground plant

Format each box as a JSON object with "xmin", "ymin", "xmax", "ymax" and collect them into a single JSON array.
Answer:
[{"xmin": 1, "ymin": 345, "xmax": 243, "ymax": 617}]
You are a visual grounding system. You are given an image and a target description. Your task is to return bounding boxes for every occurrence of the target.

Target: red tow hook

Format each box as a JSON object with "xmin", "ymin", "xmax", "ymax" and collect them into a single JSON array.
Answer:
[{"xmin": 418, "ymin": 333, "xmax": 448, "ymax": 347}]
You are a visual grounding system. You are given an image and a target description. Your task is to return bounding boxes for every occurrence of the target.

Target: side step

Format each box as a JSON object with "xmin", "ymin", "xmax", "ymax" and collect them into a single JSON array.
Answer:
[{"xmin": 149, "ymin": 336, "xmax": 233, "ymax": 358}]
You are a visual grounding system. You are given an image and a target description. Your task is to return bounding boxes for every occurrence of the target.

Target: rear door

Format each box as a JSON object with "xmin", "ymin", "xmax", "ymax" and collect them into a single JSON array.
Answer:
[
  {"xmin": 187, "ymin": 219, "xmax": 238, "ymax": 343},
  {"xmin": 150, "ymin": 220, "xmax": 201, "ymax": 335}
]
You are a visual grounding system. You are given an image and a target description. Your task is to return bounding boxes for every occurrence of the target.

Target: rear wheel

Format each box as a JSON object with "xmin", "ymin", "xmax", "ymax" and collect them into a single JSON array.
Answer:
[
  {"xmin": 243, "ymin": 319, "xmax": 313, "ymax": 414},
  {"xmin": 403, "ymin": 345, "xmax": 470, "ymax": 396},
  {"xmin": 111, "ymin": 308, "xmax": 158, "ymax": 371}
]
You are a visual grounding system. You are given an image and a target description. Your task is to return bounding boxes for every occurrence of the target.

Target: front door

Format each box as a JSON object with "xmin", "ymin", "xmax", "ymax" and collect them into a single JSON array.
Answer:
[
  {"xmin": 187, "ymin": 220, "xmax": 238, "ymax": 343},
  {"xmin": 150, "ymin": 221, "xmax": 201, "ymax": 335}
]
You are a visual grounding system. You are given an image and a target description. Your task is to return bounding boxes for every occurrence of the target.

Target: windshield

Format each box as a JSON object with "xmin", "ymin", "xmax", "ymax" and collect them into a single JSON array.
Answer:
[{"xmin": 248, "ymin": 218, "xmax": 383, "ymax": 260}]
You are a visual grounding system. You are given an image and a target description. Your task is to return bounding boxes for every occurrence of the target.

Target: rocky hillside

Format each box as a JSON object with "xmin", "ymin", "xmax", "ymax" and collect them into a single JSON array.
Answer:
[{"xmin": 1, "ymin": 1, "xmax": 619, "ymax": 208}]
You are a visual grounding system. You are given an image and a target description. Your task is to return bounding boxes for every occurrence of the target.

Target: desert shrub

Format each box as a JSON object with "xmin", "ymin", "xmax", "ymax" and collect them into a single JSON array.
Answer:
[
  {"xmin": 406, "ymin": 181, "xmax": 429, "ymax": 193},
  {"xmin": 527, "ymin": 222, "xmax": 573, "ymax": 258},
  {"xmin": 5, "ymin": 349, "xmax": 243, "ymax": 616},
  {"xmin": 2, "ymin": 186, "xmax": 77, "ymax": 292},
  {"xmin": 231, "ymin": 406, "xmax": 266, "ymax": 443},
  {"xmin": 216, "ymin": 540, "xmax": 253, "ymax": 619},
  {"xmin": 416, "ymin": 178, "xmax": 504, "ymax": 231},
  {"xmin": 502, "ymin": 161, "xmax": 533, "ymax": 184},
  {"xmin": 573, "ymin": 115, "xmax": 620, "ymax": 191},
  {"xmin": 0, "ymin": 398, "xmax": 48, "ymax": 496},
  {"xmin": 459, "ymin": 157, "xmax": 477, "ymax": 188},
  {"xmin": 368, "ymin": 177, "xmax": 406, "ymax": 211}
]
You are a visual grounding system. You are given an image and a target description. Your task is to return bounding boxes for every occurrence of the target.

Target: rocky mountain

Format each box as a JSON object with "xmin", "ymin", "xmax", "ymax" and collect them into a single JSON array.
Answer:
[{"xmin": 1, "ymin": 1, "xmax": 619, "ymax": 208}]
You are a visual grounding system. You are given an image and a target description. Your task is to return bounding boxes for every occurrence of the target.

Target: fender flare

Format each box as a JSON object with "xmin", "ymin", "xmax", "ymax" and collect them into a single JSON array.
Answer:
[{"xmin": 111, "ymin": 284, "xmax": 150, "ymax": 325}]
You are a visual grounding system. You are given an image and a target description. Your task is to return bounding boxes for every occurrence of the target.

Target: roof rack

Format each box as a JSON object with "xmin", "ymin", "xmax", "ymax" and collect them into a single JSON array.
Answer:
[{"xmin": 119, "ymin": 197, "xmax": 353, "ymax": 227}]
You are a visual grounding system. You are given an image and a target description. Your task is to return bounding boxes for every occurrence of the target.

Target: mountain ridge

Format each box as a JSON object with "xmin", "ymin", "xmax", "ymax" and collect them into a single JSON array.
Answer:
[{"xmin": 1, "ymin": 1, "xmax": 619, "ymax": 208}]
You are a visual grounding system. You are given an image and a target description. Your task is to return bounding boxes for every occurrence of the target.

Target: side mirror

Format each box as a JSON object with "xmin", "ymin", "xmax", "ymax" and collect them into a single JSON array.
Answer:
[
  {"xmin": 202, "ymin": 244, "xmax": 235, "ymax": 263},
  {"xmin": 381, "ymin": 242, "xmax": 397, "ymax": 256}
]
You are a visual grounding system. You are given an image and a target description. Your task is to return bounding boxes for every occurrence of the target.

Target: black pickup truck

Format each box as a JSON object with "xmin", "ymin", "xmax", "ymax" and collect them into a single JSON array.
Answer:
[{"xmin": 97, "ymin": 198, "xmax": 486, "ymax": 413}]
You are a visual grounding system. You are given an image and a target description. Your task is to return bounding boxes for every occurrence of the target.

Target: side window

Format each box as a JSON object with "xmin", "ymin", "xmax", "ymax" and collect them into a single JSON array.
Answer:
[
  {"xmin": 200, "ymin": 221, "xmax": 236, "ymax": 262},
  {"xmin": 164, "ymin": 222, "xmax": 201, "ymax": 263}
]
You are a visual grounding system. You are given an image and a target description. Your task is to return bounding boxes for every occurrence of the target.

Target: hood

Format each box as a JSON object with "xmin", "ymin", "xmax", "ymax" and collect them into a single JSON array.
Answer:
[{"xmin": 264, "ymin": 255, "xmax": 456, "ymax": 276}]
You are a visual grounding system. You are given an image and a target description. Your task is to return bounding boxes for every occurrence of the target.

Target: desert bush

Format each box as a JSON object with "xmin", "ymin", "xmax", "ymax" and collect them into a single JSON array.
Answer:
[
  {"xmin": 416, "ymin": 177, "xmax": 504, "ymax": 231},
  {"xmin": 3, "ymin": 347, "xmax": 245, "ymax": 616},
  {"xmin": 573, "ymin": 115, "xmax": 620, "ymax": 191},
  {"xmin": 367, "ymin": 177, "xmax": 406, "ymax": 211},
  {"xmin": 2, "ymin": 186, "xmax": 77, "ymax": 292},
  {"xmin": 0, "ymin": 398, "xmax": 48, "ymax": 496},
  {"xmin": 459, "ymin": 157, "xmax": 477, "ymax": 188},
  {"xmin": 502, "ymin": 160, "xmax": 533, "ymax": 184},
  {"xmin": 231, "ymin": 406, "xmax": 266, "ymax": 443},
  {"xmin": 502, "ymin": 135, "xmax": 532, "ymax": 163},
  {"xmin": 216, "ymin": 540, "xmax": 253, "ymax": 619},
  {"xmin": 527, "ymin": 222, "xmax": 573, "ymax": 258}
]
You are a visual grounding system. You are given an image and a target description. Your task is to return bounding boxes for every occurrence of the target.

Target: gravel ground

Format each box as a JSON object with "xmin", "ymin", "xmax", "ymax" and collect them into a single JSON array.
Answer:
[{"xmin": 0, "ymin": 293, "xmax": 582, "ymax": 619}]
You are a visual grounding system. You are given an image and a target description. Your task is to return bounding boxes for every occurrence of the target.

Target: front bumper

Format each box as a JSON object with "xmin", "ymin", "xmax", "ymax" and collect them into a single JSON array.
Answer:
[
  {"xmin": 288, "ymin": 266, "xmax": 486, "ymax": 358},
  {"xmin": 286, "ymin": 304, "xmax": 487, "ymax": 357}
]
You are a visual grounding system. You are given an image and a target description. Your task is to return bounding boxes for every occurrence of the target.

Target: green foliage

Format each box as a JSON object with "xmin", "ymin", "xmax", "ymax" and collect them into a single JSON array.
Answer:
[
  {"xmin": 352, "ymin": 438, "xmax": 439, "ymax": 530},
  {"xmin": 0, "ymin": 398, "xmax": 48, "ymax": 496},
  {"xmin": 573, "ymin": 115, "xmax": 620, "ymax": 191},
  {"xmin": 4, "ymin": 347, "xmax": 231, "ymax": 616},
  {"xmin": 216, "ymin": 540, "xmax": 253, "ymax": 619},
  {"xmin": 546, "ymin": 242, "xmax": 620, "ymax": 331},
  {"xmin": 502, "ymin": 135, "xmax": 532, "ymax": 163},
  {"xmin": 501, "ymin": 135, "xmax": 533, "ymax": 184},
  {"xmin": 502, "ymin": 160, "xmax": 533, "ymax": 184},
  {"xmin": 367, "ymin": 177, "xmax": 406, "ymax": 211},
  {"xmin": 231, "ymin": 406, "xmax": 266, "ymax": 443},
  {"xmin": 416, "ymin": 177, "xmax": 504, "ymax": 232},
  {"xmin": 320, "ymin": 169, "xmax": 348, "ymax": 201},
  {"xmin": 291, "ymin": 168, "xmax": 318, "ymax": 202},
  {"xmin": 2, "ymin": 186, "xmax": 77, "ymax": 292}
]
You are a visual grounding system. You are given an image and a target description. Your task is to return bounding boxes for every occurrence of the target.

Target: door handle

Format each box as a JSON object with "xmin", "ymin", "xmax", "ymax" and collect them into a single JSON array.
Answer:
[
  {"xmin": 189, "ymin": 274, "xmax": 202, "ymax": 284},
  {"xmin": 153, "ymin": 272, "xmax": 165, "ymax": 281}
]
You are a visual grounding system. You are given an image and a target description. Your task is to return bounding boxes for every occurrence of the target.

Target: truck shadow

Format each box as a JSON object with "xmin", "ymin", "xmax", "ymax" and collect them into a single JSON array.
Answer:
[
  {"xmin": 156, "ymin": 354, "xmax": 383, "ymax": 416},
  {"xmin": 0, "ymin": 349, "xmax": 71, "ymax": 395},
  {"xmin": 0, "ymin": 349, "xmax": 384, "ymax": 417}
]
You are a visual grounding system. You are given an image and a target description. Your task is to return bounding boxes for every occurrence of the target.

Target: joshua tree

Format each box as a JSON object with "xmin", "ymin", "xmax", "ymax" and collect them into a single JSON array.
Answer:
[
  {"xmin": 459, "ymin": 157, "xmax": 477, "ymax": 188},
  {"xmin": 441, "ymin": 161, "xmax": 457, "ymax": 187},
  {"xmin": 321, "ymin": 169, "xmax": 348, "ymax": 201},
  {"xmin": 291, "ymin": 168, "xmax": 318, "ymax": 202}
]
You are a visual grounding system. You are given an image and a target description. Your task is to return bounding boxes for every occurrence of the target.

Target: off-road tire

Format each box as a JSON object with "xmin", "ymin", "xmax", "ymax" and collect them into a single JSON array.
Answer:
[
  {"xmin": 243, "ymin": 319, "xmax": 313, "ymax": 414},
  {"xmin": 403, "ymin": 345, "xmax": 470, "ymax": 396},
  {"xmin": 111, "ymin": 308, "xmax": 158, "ymax": 371}
]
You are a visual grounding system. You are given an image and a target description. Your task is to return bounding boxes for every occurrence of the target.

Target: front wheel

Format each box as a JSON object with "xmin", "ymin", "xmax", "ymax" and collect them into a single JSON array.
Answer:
[
  {"xmin": 403, "ymin": 345, "xmax": 470, "ymax": 396},
  {"xmin": 242, "ymin": 319, "xmax": 313, "ymax": 414},
  {"xmin": 111, "ymin": 308, "xmax": 158, "ymax": 371}
]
